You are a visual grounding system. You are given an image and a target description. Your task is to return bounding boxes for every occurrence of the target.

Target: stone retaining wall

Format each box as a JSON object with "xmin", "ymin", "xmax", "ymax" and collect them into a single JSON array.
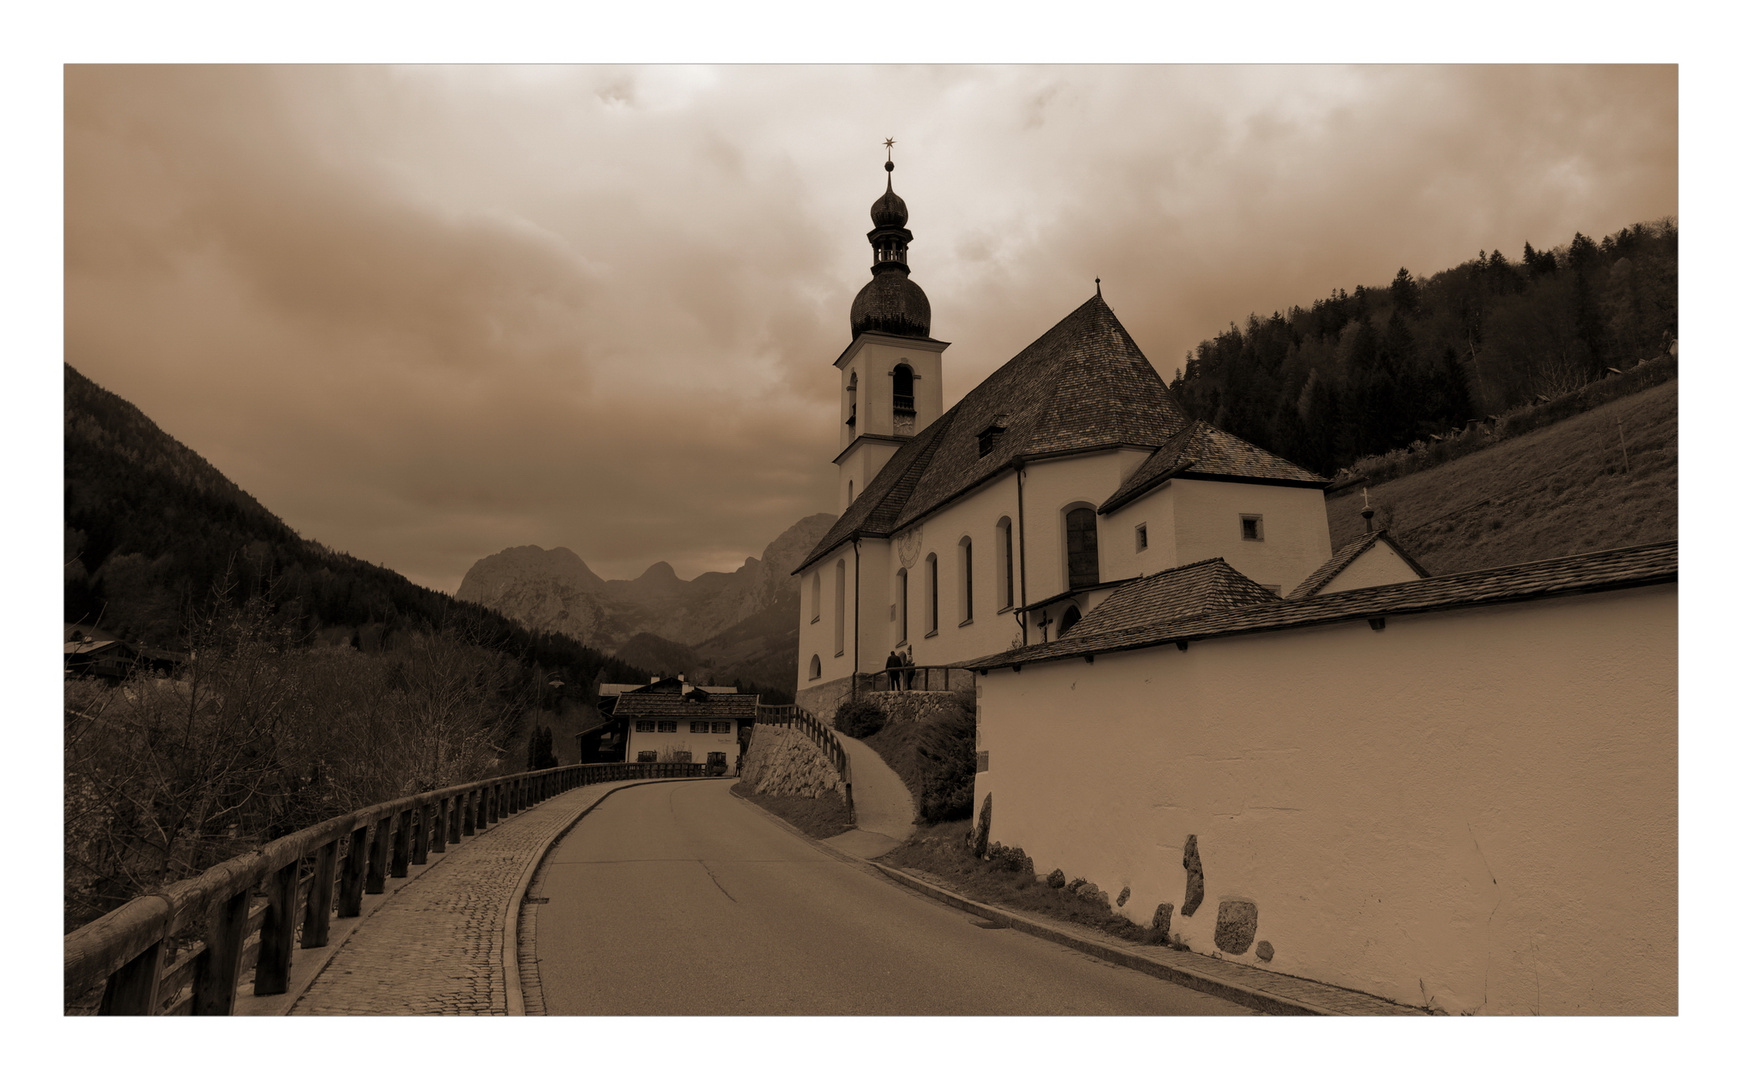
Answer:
[{"xmin": 739, "ymin": 725, "xmax": 844, "ymax": 799}]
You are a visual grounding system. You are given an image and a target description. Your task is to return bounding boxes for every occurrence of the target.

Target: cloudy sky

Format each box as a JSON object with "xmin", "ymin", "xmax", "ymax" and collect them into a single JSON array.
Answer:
[{"xmin": 63, "ymin": 64, "xmax": 1677, "ymax": 592}]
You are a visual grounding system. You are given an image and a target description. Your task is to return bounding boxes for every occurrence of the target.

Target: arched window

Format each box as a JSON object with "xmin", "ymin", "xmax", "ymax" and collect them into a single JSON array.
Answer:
[
  {"xmin": 1058, "ymin": 605, "xmax": 1081, "ymax": 636},
  {"xmin": 846, "ymin": 371, "xmax": 857, "ymax": 429},
  {"xmin": 925, "ymin": 552, "xmax": 939, "ymax": 635},
  {"xmin": 896, "ymin": 567, "xmax": 909, "ymax": 644},
  {"xmin": 1065, "ymin": 506, "xmax": 1100, "ymax": 589},
  {"xmin": 958, "ymin": 536, "xmax": 973, "ymax": 623},
  {"xmin": 892, "ymin": 364, "xmax": 915, "ymax": 414},
  {"xmin": 810, "ymin": 571, "xmax": 821, "ymax": 623},
  {"xmin": 847, "ymin": 479, "xmax": 854, "ymax": 504},
  {"xmin": 833, "ymin": 559, "xmax": 847, "ymax": 657},
  {"xmin": 996, "ymin": 516, "xmax": 1014, "ymax": 609},
  {"xmin": 808, "ymin": 654, "xmax": 822, "ymax": 681}
]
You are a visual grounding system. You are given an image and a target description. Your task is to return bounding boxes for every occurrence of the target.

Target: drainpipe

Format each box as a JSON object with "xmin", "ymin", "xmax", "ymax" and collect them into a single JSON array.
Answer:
[
  {"xmin": 1016, "ymin": 464, "xmax": 1029, "ymax": 646},
  {"xmin": 852, "ymin": 539, "xmax": 861, "ymax": 696}
]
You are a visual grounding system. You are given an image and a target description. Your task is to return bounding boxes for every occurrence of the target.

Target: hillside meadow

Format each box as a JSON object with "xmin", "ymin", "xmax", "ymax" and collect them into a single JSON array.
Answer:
[{"xmin": 1327, "ymin": 379, "xmax": 1676, "ymax": 574}]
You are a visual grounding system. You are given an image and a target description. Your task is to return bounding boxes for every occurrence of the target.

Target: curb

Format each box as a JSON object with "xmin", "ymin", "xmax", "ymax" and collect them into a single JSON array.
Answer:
[
  {"xmin": 732, "ymin": 787, "xmax": 1401, "ymax": 1017},
  {"xmin": 504, "ymin": 776, "xmax": 723, "ymax": 1016},
  {"xmin": 866, "ymin": 863, "xmax": 1332, "ymax": 1016}
]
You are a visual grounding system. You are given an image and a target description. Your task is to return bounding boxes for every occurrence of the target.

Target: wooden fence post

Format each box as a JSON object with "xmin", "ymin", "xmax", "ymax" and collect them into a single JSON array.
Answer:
[
  {"xmin": 432, "ymin": 797, "xmax": 449, "ymax": 854},
  {"xmin": 390, "ymin": 807, "xmax": 412, "ymax": 878},
  {"xmin": 191, "ymin": 888, "xmax": 250, "ymax": 1015},
  {"xmin": 365, "ymin": 816, "xmax": 391, "ymax": 894},
  {"xmin": 303, "ymin": 839, "xmax": 339, "ymax": 947},
  {"xmin": 254, "ymin": 859, "xmax": 300, "ymax": 996},
  {"xmin": 339, "ymin": 824, "xmax": 369, "ymax": 917},
  {"xmin": 99, "ymin": 939, "xmax": 166, "ymax": 1015},
  {"xmin": 411, "ymin": 802, "xmax": 429, "ymax": 864}
]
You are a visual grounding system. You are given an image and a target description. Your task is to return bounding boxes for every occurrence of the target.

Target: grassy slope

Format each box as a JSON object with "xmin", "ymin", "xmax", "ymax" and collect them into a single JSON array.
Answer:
[{"xmin": 1326, "ymin": 379, "xmax": 1677, "ymax": 574}]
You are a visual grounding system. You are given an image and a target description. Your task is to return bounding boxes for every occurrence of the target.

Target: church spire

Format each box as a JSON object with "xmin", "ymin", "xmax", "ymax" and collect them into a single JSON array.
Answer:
[{"xmin": 850, "ymin": 143, "xmax": 931, "ymax": 339}]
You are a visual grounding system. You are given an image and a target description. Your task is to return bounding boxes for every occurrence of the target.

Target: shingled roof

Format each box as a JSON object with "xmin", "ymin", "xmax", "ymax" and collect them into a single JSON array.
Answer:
[
  {"xmin": 967, "ymin": 541, "xmax": 1676, "ymax": 670},
  {"xmin": 610, "ymin": 693, "xmax": 761, "ymax": 719},
  {"xmin": 1058, "ymin": 558, "xmax": 1281, "ymax": 640},
  {"xmin": 796, "ymin": 294, "xmax": 1192, "ymax": 574},
  {"xmin": 1099, "ymin": 420, "xmax": 1327, "ymax": 514},
  {"xmin": 1287, "ymin": 530, "xmax": 1431, "ymax": 601}
]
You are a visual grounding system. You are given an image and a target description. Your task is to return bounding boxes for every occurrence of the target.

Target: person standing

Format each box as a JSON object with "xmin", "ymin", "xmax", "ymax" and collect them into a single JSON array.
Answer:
[
  {"xmin": 900, "ymin": 647, "xmax": 915, "ymax": 690},
  {"xmin": 884, "ymin": 649, "xmax": 903, "ymax": 691}
]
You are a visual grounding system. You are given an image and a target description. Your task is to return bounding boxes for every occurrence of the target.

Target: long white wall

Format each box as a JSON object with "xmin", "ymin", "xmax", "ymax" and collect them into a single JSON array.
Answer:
[{"xmin": 973, "ymin": 584, "xmax": 1676, "ymax": 1015}]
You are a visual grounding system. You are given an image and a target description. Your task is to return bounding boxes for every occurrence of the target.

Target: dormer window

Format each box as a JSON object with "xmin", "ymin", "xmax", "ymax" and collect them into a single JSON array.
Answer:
[{"xmin": 977, "ymin": 424, "xmax": 1006, "ymax": 456}]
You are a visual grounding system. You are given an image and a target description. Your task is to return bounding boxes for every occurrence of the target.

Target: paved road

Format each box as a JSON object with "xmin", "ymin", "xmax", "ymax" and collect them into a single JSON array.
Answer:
[{"xmin": 534, "ymin": 779, "xmax": 1254, "ymax": 1015}]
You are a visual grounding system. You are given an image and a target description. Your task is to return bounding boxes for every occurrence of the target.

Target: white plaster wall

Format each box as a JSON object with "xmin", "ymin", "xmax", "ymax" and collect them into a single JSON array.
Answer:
[
  {"xmin": 1018, "ymin": 452, "xmax": 1135, "ymax": 601},
  {"xmin": 837, "ymin": 440, "xmax": 900, "ymax": 513},
  {"xmin": 625, "ymin": 723, "xmax": 742, "ymax": 775},
  {"xmin": 1319, "ymin": 542, "xmax": 1427, "ymax": 594},
  {"xmin": 1170, "ymin": 480, "xmax": 1332, "ymax": 595},
  {"xmin": 797, "ymin": 542, "xmax": 860, "ymax": 692},
  {"xmin": 839, "ymin": 337, "xmax": 946, "ymax": 442},
  {"xmin": 1101, "ymin": 485, "xmax": 1179, "ymax": 579},
  {"xmin": 887, "ymin": 471, "xmax": 1028, "ymax": 669},
  {"xmin": 973, "ymin": 585, "xmax": 1676, "ymax": 1015}
]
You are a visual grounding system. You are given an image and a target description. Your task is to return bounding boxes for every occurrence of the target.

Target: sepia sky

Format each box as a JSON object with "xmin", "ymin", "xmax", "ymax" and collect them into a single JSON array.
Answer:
[{"xmin": 63, "ymin": 64, "xmax": 1678, "ymax": 591}]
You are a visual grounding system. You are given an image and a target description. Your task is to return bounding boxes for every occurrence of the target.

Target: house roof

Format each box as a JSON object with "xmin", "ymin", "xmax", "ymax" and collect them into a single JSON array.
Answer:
[
  {"xmin": 1287, "ymin": 530, "xmax": 1431, "ymax": 601},
  {"xmin": 967, "ymin": 541, "xmax": 1676, "ymax": 670},
  {"xmin": 1099, "ymin": 420, "xmax": 1327, "ymax": 514},
  {"xmin": 1058, "ymin": 558, "xmax": 1281, "ymax": 639},
  {"xmin": 610, "ymin": 693, "xmax": 761, "ymax": 719},
  {"xmin": 796, "ymin": 293, "xmax": 1193, "ymax": 573}
]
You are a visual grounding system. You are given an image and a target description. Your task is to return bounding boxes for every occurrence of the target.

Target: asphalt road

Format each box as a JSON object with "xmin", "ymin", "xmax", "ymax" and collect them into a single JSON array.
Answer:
[{"xmin": 533, "ymin": 779, "xmax": 1254, "ymax": 1015}]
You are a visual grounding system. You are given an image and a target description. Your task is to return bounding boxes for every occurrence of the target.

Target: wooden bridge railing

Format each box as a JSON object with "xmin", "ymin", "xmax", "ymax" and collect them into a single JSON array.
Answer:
[
  {"xmin": 754, "ymin": 703, "xmax": 853, "ymax": 813},
  {"xmin": 64, "ymin": 760, "xmax": 706, "ymax": 1016}
]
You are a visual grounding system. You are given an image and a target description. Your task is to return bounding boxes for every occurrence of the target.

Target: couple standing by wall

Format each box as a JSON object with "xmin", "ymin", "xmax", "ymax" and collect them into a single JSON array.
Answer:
[{"xmin": 883, "ymin": 648, "xmax": 915, "ymax": 690}]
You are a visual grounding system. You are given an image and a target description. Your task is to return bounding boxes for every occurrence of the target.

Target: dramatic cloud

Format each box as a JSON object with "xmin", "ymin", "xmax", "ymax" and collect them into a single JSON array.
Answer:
[{"xmin": 65, "ymin": 65, "xmax": 1676, "ymax": 590}]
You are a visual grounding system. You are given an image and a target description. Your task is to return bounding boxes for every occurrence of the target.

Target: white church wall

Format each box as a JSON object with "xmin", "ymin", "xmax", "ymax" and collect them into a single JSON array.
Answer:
[
  {"xmin": 1170, "ymin": 479, "xmax": 1332, "ymax": 595},
  {"xmin": 1318, "ymin": 540, "xmax": 1428, "ymax": 594},
  {"xmin": 1100, "ymin": 484, "xmax": 1180, "ymax": 580},
  {"xmin": 891, "ymin": 472, "xmax": 1026, "ymax": 668},
  {"xmin": 973, "ymin": 583, "xmax": 1676, "ymax": 1015},
  {"xmin": 797, "ymin": 542, "xmax": 860, "ymax": 700},
  {"xmin": 1020, "ymin": 452, "xmax": 1135, "ymax": 602}
]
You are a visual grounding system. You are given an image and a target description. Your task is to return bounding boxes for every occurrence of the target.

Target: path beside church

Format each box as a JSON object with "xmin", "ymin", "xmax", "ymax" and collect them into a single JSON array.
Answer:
[{"xmin": 822, "ymin": 730, "xmax": 917, "ymax": 859}]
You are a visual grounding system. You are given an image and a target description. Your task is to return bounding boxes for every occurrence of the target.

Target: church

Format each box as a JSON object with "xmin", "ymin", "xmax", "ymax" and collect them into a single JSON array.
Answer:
[
  {"xmin": 789, "ymin": 158, "xmax": 1676, "ymax": 1015},
  {"xmin": 791, "ymin": 157, "xmax": 1419, "ymax": 717}
]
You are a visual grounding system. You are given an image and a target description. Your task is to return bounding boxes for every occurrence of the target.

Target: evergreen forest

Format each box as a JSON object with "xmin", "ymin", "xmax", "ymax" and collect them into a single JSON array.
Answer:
[{"xmin": 1169, "ymin": 219, "xmax": 1677, "ymax": 478}]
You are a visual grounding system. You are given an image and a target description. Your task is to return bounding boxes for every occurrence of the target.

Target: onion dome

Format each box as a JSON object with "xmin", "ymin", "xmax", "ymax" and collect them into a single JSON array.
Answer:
[
  {"xmin": 851, "ymin": 271, "xmax": 932, "ymax": 338},
  {"xmin": 871, "ymin": 163, "xmax": 908, "ymax": 228},
  {"xmin": 851, "ymin": 155, "xmax": 931, "ymax": 339}
]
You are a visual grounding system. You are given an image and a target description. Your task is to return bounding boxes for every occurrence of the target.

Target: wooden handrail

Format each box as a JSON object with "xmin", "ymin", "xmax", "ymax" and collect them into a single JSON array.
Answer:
[{"xmin": 65, "ymin": 760, "xmax": 707, "ymax": 1015}]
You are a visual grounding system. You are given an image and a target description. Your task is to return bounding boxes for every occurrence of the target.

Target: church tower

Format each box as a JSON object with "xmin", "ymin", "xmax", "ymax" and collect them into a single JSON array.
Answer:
[{"xmin": 833, "ymin": 147, "xmax": 948, "ymax": 513}]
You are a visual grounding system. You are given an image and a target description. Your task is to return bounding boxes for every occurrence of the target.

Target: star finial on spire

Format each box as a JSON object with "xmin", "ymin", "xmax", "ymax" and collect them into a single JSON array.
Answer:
[{"xmin": 883, "ymin": 137, "xmax": 895, "ymax": 159}]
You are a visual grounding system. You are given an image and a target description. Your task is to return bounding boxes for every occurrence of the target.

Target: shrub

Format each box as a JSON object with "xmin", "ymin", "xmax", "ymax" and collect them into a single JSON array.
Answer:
[
  {"xmin": 833, "ymin": 697, "xmax": 887, "ymax": 739},
  {"xmin": 984, "ymin": 841, "xmax": 1034, "ymax": 875},
  {"xmin": 917, "ymin": 689, "xmax": 977, "ymax": 823}
]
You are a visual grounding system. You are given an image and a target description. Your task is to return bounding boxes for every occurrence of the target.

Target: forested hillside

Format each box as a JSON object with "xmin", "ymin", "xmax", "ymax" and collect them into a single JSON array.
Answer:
[
  {"xmin": 63, "ymin": 363, "xmax": 646, "ymax": 689},
  {"xmin": 1171, "ymin": 219, "xmax": 1677, "ymax": 478}
]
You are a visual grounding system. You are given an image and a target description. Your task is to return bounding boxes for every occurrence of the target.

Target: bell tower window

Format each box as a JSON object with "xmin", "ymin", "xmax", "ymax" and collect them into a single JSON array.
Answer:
[
  {"xmin": 846, "ymin": 371, "xmax": 857, "ymax": 429},
  {"xmin": 892, "ymin": 364, "xmax": 915, "ymax": 414}
]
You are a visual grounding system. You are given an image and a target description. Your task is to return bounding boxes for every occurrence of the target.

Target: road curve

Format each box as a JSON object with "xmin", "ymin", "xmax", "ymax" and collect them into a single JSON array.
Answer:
[{"xmin": 532, "ymin": 779, "xmax": 1253, "ymax": 1015}]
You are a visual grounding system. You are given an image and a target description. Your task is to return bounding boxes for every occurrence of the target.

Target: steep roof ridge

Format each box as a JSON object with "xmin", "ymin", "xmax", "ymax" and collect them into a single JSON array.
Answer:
[
  {"xmin": 968, "ymin": 540, "xmax": 1676, "ymax": 669},
  {"xmin": 888, "ymin": 294, "xmax": 1189, "ymax": 533}
]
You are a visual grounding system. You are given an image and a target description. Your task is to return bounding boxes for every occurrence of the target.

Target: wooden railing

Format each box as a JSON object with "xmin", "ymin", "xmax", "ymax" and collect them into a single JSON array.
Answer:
[
  {"xmin": 755, "ymin": 703, "xmax": 854, "ymax": 813},
  {"xmin": 64, "ymin": 760, "xmax": 705, "ymax": 1015},
  {"xmin": 852, "ymin": 665, "xmax": 976, "ymax": 697}
]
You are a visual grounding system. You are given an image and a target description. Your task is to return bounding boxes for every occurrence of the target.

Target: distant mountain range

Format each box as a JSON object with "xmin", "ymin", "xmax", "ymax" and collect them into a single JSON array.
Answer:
[
  {"xmin": 63, "ymin": 363, "xmax": 647, "ymax": 689},
  {"xmin": 457, "ymin": 512, "xmax": 835, "ymax": 697}
]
